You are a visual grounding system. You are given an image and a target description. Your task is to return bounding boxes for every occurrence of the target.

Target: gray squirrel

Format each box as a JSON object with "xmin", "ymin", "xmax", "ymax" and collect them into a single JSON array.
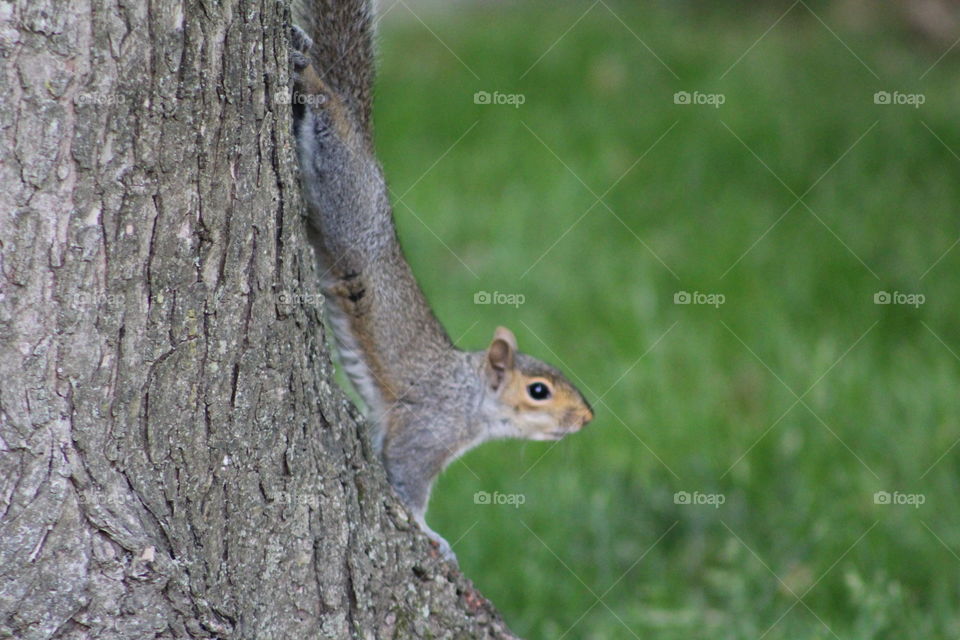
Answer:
[{"xmin": 289, "ymin": 1, "xmax": 593, "ymax": 561}]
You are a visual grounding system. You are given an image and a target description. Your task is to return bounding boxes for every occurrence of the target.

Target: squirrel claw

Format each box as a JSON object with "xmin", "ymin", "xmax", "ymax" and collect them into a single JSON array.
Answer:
[
  {"xmin": 290, "ymin": 25, "xmax": 314, "ymax": 55},
  {"xmin": 430, "ymin": 535, "xmax": 458, "ymax": 564},
  {"xmin": 416, "ymin": 515, "xmax": 458, "ymax": 564}
]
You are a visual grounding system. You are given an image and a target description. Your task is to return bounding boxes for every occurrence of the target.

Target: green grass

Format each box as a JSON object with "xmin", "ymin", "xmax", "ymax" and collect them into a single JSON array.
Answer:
[{"xmin": 370, "ymin": 2, "xmax": 960, "ymax": 637}]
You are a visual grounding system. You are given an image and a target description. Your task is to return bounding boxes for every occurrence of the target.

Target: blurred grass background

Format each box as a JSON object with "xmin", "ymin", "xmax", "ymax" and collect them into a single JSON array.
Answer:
[{"xmin": 368, "ymin": 1, "xmax": 960, "ymax": 637}]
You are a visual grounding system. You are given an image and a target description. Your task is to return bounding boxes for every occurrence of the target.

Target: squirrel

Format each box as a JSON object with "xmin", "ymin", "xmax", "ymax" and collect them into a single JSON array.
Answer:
[{"xmin": 289, "ymin": 1, "xmax": 593, "ymax": 561}]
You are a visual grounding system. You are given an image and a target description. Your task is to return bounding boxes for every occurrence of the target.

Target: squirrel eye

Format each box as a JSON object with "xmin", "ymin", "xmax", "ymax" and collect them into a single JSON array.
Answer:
[{"xmin": 526, "ymin": 381, "xmax": 552, "ymax": 401}]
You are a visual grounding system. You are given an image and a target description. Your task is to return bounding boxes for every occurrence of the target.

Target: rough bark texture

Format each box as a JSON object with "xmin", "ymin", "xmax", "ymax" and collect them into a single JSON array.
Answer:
[{"xmin": 0, "ymin": 1, "xmax": 516, "ymax": 638}]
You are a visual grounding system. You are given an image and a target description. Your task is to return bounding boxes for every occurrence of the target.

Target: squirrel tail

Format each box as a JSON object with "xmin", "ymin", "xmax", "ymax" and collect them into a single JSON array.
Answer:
[{"xmin": 294, "ymin": 0, "xmax": 376, "ymax": 132}]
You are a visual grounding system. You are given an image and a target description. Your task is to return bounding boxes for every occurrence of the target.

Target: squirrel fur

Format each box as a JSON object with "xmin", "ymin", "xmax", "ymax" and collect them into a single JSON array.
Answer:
[{"xmin": 290, "ymin": 1, "xmax": 593, "ymax": 560}]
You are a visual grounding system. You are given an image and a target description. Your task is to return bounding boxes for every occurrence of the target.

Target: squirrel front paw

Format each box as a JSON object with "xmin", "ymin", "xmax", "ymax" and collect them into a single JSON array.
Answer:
[
  {"xmin": 289, "ymin": 25, "xmax": 332, "ymax": 125},
  {"xmin": 289, "ymin": 25, "xmax": 313, "ymax": 81},
  {"xmin": 428, "ymin": 530, "xmax": 458, "ymax": 564},
  {"xmin": 290, "ymin": 25, "xmax": 314, "ymax": 53},
  {"xmin": 415, "ymin": 515, "xmax": 458, "ymax": 564}
]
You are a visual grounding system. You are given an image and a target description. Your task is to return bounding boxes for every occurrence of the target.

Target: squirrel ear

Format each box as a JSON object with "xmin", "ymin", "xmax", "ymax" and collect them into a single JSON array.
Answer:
[{"xmin": 485, "ymin": 326, "xmax": 517, "ymax": 390}]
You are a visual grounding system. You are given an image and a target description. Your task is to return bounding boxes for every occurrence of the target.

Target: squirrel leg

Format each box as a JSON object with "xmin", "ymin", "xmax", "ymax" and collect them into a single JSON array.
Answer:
[
  {"xmin": 384, "ymin": 443, "xmax": 458, "ymax": 563},
  {"xmin": 289, "ymin": 25, "xmax": 313, "ymax": 81},
  {"xmin": 413, "ymin": 512, "xmax": 457, "ymax": 564}
]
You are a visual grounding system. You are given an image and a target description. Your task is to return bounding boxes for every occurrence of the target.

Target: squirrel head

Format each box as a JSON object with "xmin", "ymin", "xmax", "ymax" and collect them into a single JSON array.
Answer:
[{"xmin": 480, "ymin": 326, "xmax": 594, "ymax": 441}]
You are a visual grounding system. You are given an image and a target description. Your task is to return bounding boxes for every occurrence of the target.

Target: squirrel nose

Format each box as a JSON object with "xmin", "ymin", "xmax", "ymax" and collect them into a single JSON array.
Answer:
[
  {"xmin": 577, "ymin": 408, "xmax": 594, "ymax": 428},
  {"xmin": 563, "ymin": 407, "xmax": 591, "ymax": 430}
]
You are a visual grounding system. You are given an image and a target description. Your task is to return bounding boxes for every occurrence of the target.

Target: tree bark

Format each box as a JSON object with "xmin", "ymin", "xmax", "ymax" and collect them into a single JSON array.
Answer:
[{"xmin": 0, "ymin": 1, "xmax": 516, "ymax": 638}]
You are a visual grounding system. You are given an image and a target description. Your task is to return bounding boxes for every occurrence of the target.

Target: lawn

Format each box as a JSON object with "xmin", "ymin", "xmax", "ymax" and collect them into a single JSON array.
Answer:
[{"xmin": 370, "ymin": 2, "xmax": 960, "ymax": 637}]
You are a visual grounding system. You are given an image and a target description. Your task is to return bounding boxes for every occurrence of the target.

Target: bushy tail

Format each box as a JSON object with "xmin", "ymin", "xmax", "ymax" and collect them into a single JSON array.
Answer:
[{"xmin": 294, "ymin": 0, "xmax": 376, "ymax": 132}]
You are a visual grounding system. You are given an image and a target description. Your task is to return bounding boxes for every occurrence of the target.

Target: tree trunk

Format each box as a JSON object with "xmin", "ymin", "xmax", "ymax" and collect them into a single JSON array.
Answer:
[{"xmin": 0, "ymin": 1, "xmax": 515, "ymax": 638}]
